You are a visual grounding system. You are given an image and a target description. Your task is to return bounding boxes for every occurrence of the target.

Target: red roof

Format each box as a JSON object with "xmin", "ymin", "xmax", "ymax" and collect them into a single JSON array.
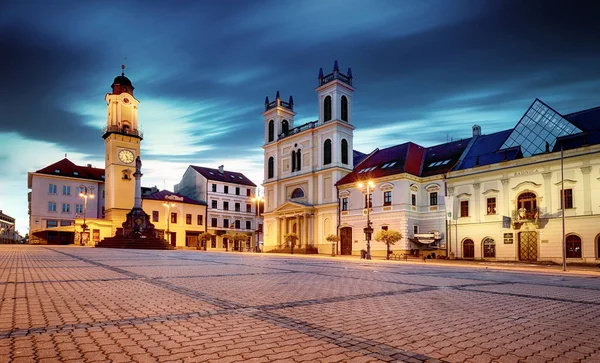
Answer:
[
  {"xmin": 190, "ymin": 165, "xmax": 256, "ymax": 187},
  {"xmin": 142, "ymin": 189, "xmax": 206, "ymax": 205},
  {"xmin": 35, "ymin": 158, "xmax": 105, "ymax": 181},
  {"xmin": 336, "ymin": 139, "xmax": 471, "ymax": 186}
]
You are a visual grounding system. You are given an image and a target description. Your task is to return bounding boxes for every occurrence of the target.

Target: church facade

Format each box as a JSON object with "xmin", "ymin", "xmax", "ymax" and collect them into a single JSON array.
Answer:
[{"xmin": 261, "ymin": 61, "xmax": 356, "ymax": 253}]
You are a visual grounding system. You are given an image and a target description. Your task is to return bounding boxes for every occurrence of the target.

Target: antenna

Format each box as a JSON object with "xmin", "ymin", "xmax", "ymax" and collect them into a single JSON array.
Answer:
[{"xmin": 121, "ymin": 56, "xmax": 127, "ymax": 76}]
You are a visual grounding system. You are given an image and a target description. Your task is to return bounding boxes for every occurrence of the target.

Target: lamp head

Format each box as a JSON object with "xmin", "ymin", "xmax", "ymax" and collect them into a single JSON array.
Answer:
[{"xmin": 79, "ymin": 193, "xmax": 84, "ymax": 197}]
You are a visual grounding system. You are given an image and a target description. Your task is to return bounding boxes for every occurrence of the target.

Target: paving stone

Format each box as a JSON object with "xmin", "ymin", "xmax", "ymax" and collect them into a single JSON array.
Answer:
[{"xmin": 1, "ymin": 246, "xmax": 599, "ymax": 363}]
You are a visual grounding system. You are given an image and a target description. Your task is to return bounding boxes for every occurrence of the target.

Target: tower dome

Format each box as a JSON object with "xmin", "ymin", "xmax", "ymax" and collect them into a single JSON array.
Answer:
[{"xmin": 111, "ymin": 65, "xmax": 135, "ymax": 95}]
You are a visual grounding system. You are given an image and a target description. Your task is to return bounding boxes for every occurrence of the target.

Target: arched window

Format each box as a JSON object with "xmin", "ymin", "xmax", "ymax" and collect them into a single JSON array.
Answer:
[
  {"xmin": 566, "ymin": 235, "xmax": 582, "ymax": 258},
  {"xmin": 483, "ymin": 238, "xmax": 495, "ymax": 258},
  {"xmin": 282, "ymin": 120, "xmax": 289, "ymax": 134},
  {"xmin": 323, "ymin": 139, "xmax": 332, "ymax": 165},
  {"xmin": 291, "ymin": 150, "xmax": 296, "ymax": 172},
  {"xmin": 296, "ymin": 149, "xmax": 301, "ymax": 171},
  {"xmin": 268, "ymin": 120, "xmax": 274, "ymax": 142},
  {"xmin": 268, "ymin": 157, "xmax": 274, "ymax": 179},
  {"xmin": 291, "ymin": 188, "xmax": 304, "ymax": 199},
  {"xmin": 517, "ymin": 192, "xmax": 537, "ymax": 219},
  {"xmin": 463, "ymin": 239, "xmax": 474, "ymax": 258},
  {"xmin": 341, "ymin": 95, "xmax": 348, "ymax": 121},
  {"xmin": 324, "ymin": 96, "xmax": 332, "ymax": 122},
  {"xmin": 341, "ymin": 139, "xmax": 348, "ymax": 165}
]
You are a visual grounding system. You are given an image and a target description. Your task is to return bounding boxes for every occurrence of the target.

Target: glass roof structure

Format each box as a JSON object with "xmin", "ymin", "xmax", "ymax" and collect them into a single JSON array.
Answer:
[{"xmin": 501, "ymin": 99, "xmax": 582, "ymax": 157}]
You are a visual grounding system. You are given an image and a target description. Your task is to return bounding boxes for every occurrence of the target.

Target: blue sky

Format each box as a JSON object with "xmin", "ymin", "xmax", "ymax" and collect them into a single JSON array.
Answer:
[{"xmin": 1, "ymin": 0, "xmax": 599, "ymax": 234}]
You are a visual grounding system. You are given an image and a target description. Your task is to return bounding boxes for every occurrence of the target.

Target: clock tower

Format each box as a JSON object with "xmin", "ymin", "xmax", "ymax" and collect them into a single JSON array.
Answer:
[{"xmin": 103, "ymin": 65, "xmax": 142, "ymax": 227}]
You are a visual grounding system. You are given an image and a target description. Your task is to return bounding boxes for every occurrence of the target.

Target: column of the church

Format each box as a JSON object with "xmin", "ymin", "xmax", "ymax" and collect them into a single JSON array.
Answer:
[
  {"xmin": 296, "ymin": 215, "xmax": 300, "ymax": 247},
  {"xmin": 303, "ymin": 213, "xmax": 308, "ymax": 247},
  {"xmin": 277, "ymin": 217, "xmax": 282, "ymax": 247}
]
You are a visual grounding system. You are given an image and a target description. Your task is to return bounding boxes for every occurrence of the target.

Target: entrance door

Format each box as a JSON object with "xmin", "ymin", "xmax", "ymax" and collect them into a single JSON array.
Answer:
[
  {"xmin": 519, "ymin": 231, "xmax": 538, "ymax": 261},
  {"xmin": 463, "ymin": 239, "xmax": 474, "ymax": 258},
  {"xmin": 340, "ymin": 227, "xmax": 352, "ymax": 255},
  {"xmin": 170, "ymin": 232, "xmax": 177, "ymax": 247}
]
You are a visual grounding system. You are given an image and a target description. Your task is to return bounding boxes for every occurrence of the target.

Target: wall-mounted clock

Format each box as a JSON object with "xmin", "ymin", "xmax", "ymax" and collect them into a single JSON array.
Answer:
[{"xmin": 118, "ymin": 149, "xmax": 135, "ymax": 164}]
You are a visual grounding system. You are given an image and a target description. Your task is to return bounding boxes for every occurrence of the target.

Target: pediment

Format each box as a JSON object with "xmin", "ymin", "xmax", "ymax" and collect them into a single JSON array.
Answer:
[
  {"xmin": 554, "ymin": 179, "xmax": 577, "ymax": 186},
  {"xmin": 511, "ymin": 181, "xmax": 542, "ymax": 190},
  {"xmin": 456, "ymin": 193, "xmax": 472, "ymax": 199},
  {"xmin": 482, "ymin": 188, "xmax": 499, "ymax": 195},
  {"xmin": 272, "ymin": 200, "xmax": 314, "ymax": 214}
]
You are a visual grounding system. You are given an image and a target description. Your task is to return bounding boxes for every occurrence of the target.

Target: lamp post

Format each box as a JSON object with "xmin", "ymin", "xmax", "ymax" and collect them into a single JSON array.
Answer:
[
  {"xmin": 252, "ymin": 195, "xmax": 264, "ymax": 252},
  {"xmin": 78, "ymin": 185, "xmax": 95, "ymax": 246},
  {"xmin": 358, "ymin": 180, "xmax": 374, "ymax": 260},
  {"xmin": 163, "ymin": 202, "xmax": 175, "ymax": 243}
]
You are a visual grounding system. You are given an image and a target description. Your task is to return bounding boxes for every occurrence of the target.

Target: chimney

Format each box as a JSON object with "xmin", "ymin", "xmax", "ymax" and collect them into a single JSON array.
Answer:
[
  {"xmin": 218, "ymin": 165, "xmax": 224, "ymax": 174},
  {"xmin": 86, "ymin": 163, "xmax": 92, "ymax": 168},
  {"xmin": 472, "ymin": 125, "xmax": 481, "ymax": 137}
]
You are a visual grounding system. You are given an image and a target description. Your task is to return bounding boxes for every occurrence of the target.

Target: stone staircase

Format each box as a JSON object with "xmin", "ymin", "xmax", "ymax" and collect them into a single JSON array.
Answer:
[
  {"xmin": 266, "ymin": 246, "xmax": 319, "ymax": 254},
  {"xmin": 96, "ymin": 236, "xmax": 175, "ymax": 250}
]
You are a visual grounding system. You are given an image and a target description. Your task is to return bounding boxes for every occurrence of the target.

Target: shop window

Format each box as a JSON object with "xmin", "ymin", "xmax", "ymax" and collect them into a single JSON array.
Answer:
[
  {"xmin": 566, "ymin": 235, "xmax": 582, "ymax": 258},
  {"xmin": 483, "ymin": 237, "xmax": 495, "ymax": 258}
]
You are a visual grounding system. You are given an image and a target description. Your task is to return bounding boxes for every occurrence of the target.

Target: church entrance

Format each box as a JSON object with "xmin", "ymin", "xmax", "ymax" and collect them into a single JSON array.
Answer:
[
  {"xmin": 340, "ymin": 227, "xmax": 352, "ymax": 255},
  {"xmin": 519, "ymin": 231, "xmax": 538, "ymax": 261}
]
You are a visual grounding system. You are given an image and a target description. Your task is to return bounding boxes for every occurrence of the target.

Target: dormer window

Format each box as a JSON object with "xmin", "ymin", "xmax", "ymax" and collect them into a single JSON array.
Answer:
[{"xmin": 55, "ymin": 169, "xmax": 60, "ymax": 173}]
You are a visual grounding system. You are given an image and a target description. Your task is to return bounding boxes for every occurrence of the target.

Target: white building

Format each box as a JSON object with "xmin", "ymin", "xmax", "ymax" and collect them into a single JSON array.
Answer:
[
  {"xmin": 261, "ymin": 61, "xmax": 358, "ymax": 253},
  {"xmin": 446, "ymin": 99, "xmax": 600, "ymax": 264},
  {"xmin": 27, "ymin": 158, "xmax": 106, "ymax": 244},
  {"xmin": 0, "ymin": 210, "xmax": 17, "ymax": 241},
  {"xmin": 336, "ymin": 138, "xmax": 470, "ymax": 257},
  {"xmin": 175, "ymin": 165, "xmax": 260, "ymax": 251}
]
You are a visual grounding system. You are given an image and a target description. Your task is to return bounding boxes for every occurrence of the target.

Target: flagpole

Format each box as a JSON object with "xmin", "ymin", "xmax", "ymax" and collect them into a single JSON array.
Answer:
[{"xmin": 561, "ymin": 145, "xmax": 566, "ymax": 272}]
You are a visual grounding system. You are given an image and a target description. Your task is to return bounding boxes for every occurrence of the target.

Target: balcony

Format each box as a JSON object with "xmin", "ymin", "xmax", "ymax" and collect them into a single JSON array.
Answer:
[
  {"xmin": 512, "ymin": 207, "xmax": 540, "ymax": 229},
  {"xmin": 102, "ymin": 125, "xmax": 144, "ymax": 139},
  {"xmin": 265, "ymin": 99, "xmax": 293, "ymax": 112},
  {"xmin": 279, "ymin": 121, "xmax": 318, "ymax": 140},
  {"xmin": 319, "ymin": 71, "xmax": 352, "ymax": 87}
]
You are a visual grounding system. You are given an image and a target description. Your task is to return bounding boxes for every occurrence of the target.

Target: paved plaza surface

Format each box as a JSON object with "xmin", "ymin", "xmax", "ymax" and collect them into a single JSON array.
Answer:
[{"xmin": 1, "ymin": 246, "xmax": 599, "ymax": 363}]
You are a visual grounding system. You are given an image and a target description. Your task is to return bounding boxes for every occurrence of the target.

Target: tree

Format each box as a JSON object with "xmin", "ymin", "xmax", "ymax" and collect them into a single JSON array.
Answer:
[
  {"xmin": 326, "ymin": 234, "xmax": 340, "ymax": 256},
  {"xmin": 198, "ymin": 232, "xmax": 213, "ymax": 250},
  {"xmin": 284, "ymin": 233, "xmax": 299, "ymax": 254},
  {"xmin": 374, "ymin": 229, "xmax": 403, "ymax": 260}
]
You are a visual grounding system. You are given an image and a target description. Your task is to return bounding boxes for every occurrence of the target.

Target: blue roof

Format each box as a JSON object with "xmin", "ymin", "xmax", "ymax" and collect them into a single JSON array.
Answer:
[
  {"xmin": 564, "ymin": 106, "xmax": 600, "ymax": 132},
  {"xmin": 455, "ymin": 129, "xmax": 521, "ymax": 170}
]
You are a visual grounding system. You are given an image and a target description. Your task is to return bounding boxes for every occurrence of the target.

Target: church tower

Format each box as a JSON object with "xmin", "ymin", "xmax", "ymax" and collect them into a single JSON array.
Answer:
[
  {"xmin": 103, "ymin": 65, "xmax": 142, "ymax": 227},
  {"xmin": 261, "ymin": 60, "xmax": 356, "ymax": 254}
]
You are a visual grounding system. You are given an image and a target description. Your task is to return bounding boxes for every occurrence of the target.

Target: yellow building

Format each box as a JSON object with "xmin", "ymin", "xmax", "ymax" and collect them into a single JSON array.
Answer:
[{"xmin": 141, "ymin": 188, "xmax": 207, "ymax": 248}]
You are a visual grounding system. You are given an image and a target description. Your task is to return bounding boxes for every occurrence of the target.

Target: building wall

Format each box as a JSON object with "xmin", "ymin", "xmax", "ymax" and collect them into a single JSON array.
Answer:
[
  {"xmin": 28, "ymin": 173, "xmax": 104, "ymax": 243},
  {"xmin": 447, "ymin": 145, "xmax": 600, "ymax": 263},
  {"xmin": 142, "ymin": 199, "xmax": 206, "ymax": 248},
  {"xmin": 338, "ymin": 175, "xmax": 447, "ymax": 256}
]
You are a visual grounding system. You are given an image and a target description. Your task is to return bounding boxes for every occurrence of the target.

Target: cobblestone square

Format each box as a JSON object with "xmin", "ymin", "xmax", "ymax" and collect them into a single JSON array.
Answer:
[{"xmin": 1, "ymin": 246, "xmax": 599, "ymax": 362}]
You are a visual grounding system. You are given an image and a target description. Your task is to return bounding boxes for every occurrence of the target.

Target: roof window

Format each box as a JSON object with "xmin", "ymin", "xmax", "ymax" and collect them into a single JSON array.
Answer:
[
  {"xmin": 55, "ymin": 169, "xmax": 60, "ymax": 173},
  {"xmin": 73, "ymin": 172, "xmax": 79, "ymax": 176}
]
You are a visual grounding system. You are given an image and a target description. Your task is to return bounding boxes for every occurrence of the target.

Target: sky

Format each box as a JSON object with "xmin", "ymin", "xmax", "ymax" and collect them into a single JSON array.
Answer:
[{"xmin": 1, "ymin": 0, "xmax": 599, "ymax": 234}]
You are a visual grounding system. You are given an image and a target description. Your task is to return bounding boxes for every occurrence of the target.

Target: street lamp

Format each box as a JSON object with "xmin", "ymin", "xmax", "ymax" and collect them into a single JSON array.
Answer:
[
  {"xmin": 358, "ymin": 180, "xmax": 374, "ymax": 260},
  {"xmin": 163, "ymin": 202, "xmax": 175, "ymax": 242},
  {"xmin": 78, "ymin": 185, "xmax": 95, "ymax": 245},
  {"xmin": 251, "ymin": 195, "xmax": 264, "ymax": 252}
]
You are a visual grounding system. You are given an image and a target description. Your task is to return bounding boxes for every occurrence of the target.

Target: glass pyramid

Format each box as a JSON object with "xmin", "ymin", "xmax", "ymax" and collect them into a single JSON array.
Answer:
[{"xmin": 501, "ymin": 99, "xmax": 582, "ymax": 157}]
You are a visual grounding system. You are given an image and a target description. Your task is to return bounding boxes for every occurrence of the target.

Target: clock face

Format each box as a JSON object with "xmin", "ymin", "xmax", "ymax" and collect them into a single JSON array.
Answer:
[{"xmin": 118, "ymin": 149, "xmax": 135, "ymax": 164}]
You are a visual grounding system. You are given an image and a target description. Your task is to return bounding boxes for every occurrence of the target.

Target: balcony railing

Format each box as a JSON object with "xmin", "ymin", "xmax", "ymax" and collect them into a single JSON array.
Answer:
[
  {"xmin": 279, "ymin": 121, "xmax": 318, "ymax": 140},
  {"xmin": 265, "ymin": 99, "xmax": 294, "ymax": 112},
  {"xmin": 102, "ymin": 125, "xmax": 144, "ymax": 139},
  {"xmin": 319, "ymin": 71, "xmax": 352, "ymax": 87}
]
